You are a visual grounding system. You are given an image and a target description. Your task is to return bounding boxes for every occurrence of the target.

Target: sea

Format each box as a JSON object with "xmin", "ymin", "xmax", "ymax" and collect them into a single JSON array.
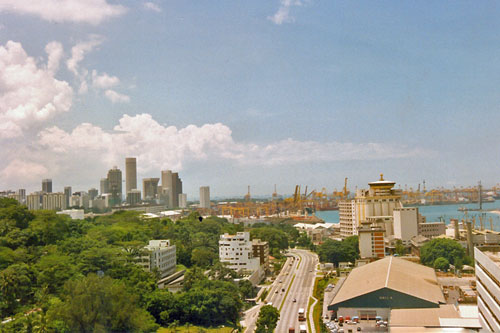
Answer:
[{"xmin": 314, "ymin": 201, "xmax": 500, "ymax": 231}]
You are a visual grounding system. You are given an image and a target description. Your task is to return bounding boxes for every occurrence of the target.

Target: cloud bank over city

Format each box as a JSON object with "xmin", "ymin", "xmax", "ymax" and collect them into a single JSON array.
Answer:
[{"xmin": 0, "ymin": 1, "xmax": 498, "ymax": 196}]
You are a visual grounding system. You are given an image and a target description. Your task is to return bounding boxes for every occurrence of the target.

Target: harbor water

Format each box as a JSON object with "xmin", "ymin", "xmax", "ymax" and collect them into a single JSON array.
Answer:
[{"xmin": 315, "ymin": 201, "xmax": 500, "ymax": 231}]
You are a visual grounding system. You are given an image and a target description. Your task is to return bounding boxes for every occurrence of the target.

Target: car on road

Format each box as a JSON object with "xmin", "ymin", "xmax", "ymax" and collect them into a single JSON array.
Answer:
[
  {"xmin": 309, "ymin": 269, "xmax": 312, "ymax": 272},
  {"xmin": 293, "ymin": 298, "xmax": 296, "ymax": 302},
  {"xmin": 275, "ymin": 290, "xmax": 278, "ymax": 293}
]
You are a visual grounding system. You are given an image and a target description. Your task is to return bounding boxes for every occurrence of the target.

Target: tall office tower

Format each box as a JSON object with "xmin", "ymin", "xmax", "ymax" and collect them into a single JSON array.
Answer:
[
  {"xmin": 174, "ymin": 173, "xmax": 182, "ymax": 206},
  {"xmin": 17, "ymin": 189, "xmax": 26, "ymax": 204},
  {"xmin": 125, "ymin": 157, "xmax": 137, "ymax": 194},
  {"xmin": 42, "ymin": 179, "xmax": 52, "ymax": 193},
  {"xmin": 143, "ymin": 178, "xmax": 159, "ymax": 200},
  {"xmin": 107, "ymin": 166, "xmax": 122, "ymax": 206},
  {"xmin": 178, "ymin": 193, "xmax": 187, "ymax": 208},
  {"xmin": 64, "ymin": 186, "xmax": 72, "ymax": 208},
  {"xmin": 100, "ymin": 178, "xmax": 109, "ymax": 195},
  {"xmin": 88, "ymin": 188, "xmax": 98, "ymax": 200},
  {"xmin": 200, "ymin": 186, "xmax": 210, "ymax": 208},
  {"xmin": 127, "ymin": 189, "xmax": 141, "ymax": 205},
  {"xmin": 161, "ymin": 170, "xmax": 183, "ymax": 207}
]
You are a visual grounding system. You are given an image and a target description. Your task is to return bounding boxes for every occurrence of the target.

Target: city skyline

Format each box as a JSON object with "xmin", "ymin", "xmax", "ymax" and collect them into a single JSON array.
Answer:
[{"xmin": 1, "ymin": 1, "xmax": 500, "ymax": 196}]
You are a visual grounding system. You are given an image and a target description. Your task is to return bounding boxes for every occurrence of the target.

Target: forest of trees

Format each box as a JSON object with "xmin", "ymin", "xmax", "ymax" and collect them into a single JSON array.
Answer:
[{"xmin": 0, "ymin": 198, "xmax": 274, "ymax": 331}]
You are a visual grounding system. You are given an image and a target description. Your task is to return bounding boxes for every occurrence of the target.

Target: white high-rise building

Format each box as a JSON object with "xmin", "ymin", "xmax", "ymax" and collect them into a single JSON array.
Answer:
[
  {"xmin": 199, "ymin": 186, "xmax": 210, "ymax": 209},
  {"xmin": 393, "ymin": 207, "xmax": 419, "ymax": 245},
  {"xmin": 219, "ymin": 232, "xmax": 260, "ymax": 272},
  {"xmin": 340, "ymin": 174, "xmax": 403, "ymax": 238},
  {"xmin": 137, "ymin": 240, "xmax": 177, "ymax": 279}
]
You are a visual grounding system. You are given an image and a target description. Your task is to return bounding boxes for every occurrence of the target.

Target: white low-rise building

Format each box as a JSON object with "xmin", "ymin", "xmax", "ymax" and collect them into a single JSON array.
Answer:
[
  {"xmin": 138, "ymin": 240, "xmax": 177, "ymax": 279},
  {"xmin": 57, "ymin": 209, "xmax": 84, "ymax": 220},
  {"xmin": 219, "ymin": 232, "xmax": 260, "ymax": 272}
]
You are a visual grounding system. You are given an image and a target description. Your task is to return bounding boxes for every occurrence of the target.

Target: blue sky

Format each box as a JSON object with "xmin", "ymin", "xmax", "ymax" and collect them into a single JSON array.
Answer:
[{"xmin": 0, "ymin": 1, "xmax": 499, "ymax": 198}]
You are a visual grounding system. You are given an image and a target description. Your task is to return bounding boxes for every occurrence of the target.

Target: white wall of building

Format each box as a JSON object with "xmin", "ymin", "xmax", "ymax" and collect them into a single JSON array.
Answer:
[
  {"xmin": 393, "ymin": 207, "xmax": 419, "ymax": 244},
  {"xmin": 219, "ymin": 232, "xmax": 260, "ymax": 272}
]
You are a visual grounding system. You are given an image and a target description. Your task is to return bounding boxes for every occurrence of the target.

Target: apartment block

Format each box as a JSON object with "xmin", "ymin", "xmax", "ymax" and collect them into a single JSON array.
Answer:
[
  {"xmin": 138, "ymin": 240, "xmax": 177, "ymax": 279},
  {"xmin": 219, "ymin": 232, "xmax": 260, "ymax": 272}
]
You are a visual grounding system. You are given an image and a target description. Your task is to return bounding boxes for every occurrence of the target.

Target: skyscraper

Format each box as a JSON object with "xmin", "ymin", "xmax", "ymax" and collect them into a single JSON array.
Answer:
[
  {"xmin": 200, "ymin": 186, "xmax": 210, "ymax": 209},
  {"xmin": 107, "ymin": 166, "xmax": 122, "ymax": 206},
  {"xmin": 42, "ymin": 179, "xmax": 52, "ymax": 193},
  {"xmin": 64, "ymin": 186, "xmax": 72, "ymax": 208},
  {"xmin": 88, "ymin": 188, "xmax": 98, "ymax": 200},
  {"xmin": 100, "ymin": 178, "xmax": 109, "ymax": 195},
  {"xmin": 143, "ymin": 178, "xmax": 159, "ymax": 200},
  {"xmin": 125, "ymin": 157, "xmax": 137, "ymax": 193},
  {"xmin": 161, "ymin": 170, "xmax": 182, "ymax": 208}
]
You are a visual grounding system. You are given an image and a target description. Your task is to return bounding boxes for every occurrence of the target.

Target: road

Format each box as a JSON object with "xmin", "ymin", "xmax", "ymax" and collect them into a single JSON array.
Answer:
[
  {"xmin": 243, "ymin": 248, "xmax": 318, "ymax": 332},
  {"xmin": 276, "ymin": 249, "xmax": 318, "ymax": 333}
]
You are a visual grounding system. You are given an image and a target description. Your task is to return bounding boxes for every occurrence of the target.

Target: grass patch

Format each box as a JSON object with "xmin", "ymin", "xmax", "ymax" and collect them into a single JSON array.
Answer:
[
  {"xmin": 279, "ymin": 274, "xmax": 296, "ymax": 312},
  {"xmin": 158, "ymin": 326, "xmax": 233, "ymax": 333},
  {"xmin": 260, "ymin": 288, "xmax": 269, "ymax": 302},
  {"xmin": 307, "ymin": 296, "xmax": 314, "ymax": 333},
  {"xmin": 311, "ymin": 275, "xmax": 338, "ymax": 333}
]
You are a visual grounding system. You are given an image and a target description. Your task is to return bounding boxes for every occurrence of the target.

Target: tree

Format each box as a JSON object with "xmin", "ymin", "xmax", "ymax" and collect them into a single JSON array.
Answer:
[
  {"xmin": 395, "ymin": 239, "xmax": 405, "ymax": 256},
  {"xmin": 420, "ymin": 238, "xmax": 469, "ymax": 267},
  {"xmin": 238, "ymin": 279, "xmax": 256, "ymax": 299},
  {"xmin": 191, "ymin": 247, "xmax": 217, "ymax": 268},
  {"xmin": 434, "ymin": 257, "xmax": 450, "ymax": 271},
  {"xmin": 255, "ymin": 305, "xmax": 280, "ymax": 333},
  {"xmin": 51, "ymin": 274, "xmax": 158, "ymax": 332},
  {"xmin": 317, "ymin": 237, "xmax": 359, "ymax": 265}
]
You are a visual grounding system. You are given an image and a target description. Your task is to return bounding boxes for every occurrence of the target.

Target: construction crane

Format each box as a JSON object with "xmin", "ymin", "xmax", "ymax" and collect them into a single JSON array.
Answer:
[
  {"xmin": 272, "ymin": 184, "xmax": 278, "ymax": 200},
  {"xmin": 343, "ymin": 177, "xmax": 349, "ymax": 198},
  {"xmin": 244, "ymin": 186, "xmax": 251, "ymax": 202}
]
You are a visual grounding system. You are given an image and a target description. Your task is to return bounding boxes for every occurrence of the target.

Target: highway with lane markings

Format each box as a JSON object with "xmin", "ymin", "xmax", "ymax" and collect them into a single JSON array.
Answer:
[{"xmin": 243, "ymin": 248, "xmax": 318, "ymax": 332}]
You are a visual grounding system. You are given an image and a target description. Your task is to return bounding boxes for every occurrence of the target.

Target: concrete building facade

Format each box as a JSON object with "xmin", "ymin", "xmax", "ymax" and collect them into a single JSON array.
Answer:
[
  {"xmin": 26, "ymin": 193, "xmax": 41, "ymax": 210},
  {"xmin": 339, "ymin": 199, "xmax": 356, "ymax": 238},
  {"xmin": 138, "ymin": 240, "xmax": 177, "ymax": 279},
  {"xmin": 178, "ymin": 193, "xmax": 187, "ymax": 208},
  {"xmin": 42, "ymin": 179, "xmax": 52, "ymax": 193},
  {"xmin": 340, "ymin": 174, "xmax": 403, "ymax": 238},
  {"xmin": 200, "ymin": 186, "xmax": 210, "ymax": 209},
  {"xmin": 127, "ymin": 189, "xmax": 141, "ymax": 205},
  {"xmin": 358, "ymin": 222, "xmax": 385, "ymax": 259},
  {"xmin": 418, "ymin": 222, "xmax": 446, "ymax": 238},
  {"xmin": 474, "ymin": 246, "xmax": 500, "ymax": 331},
  {"xmin": 107, "ymin": 166, "xmax": 122, "ymax": 206},
  {"xmin": 252, "ymin": 239, "xmax": 269, "ymax": 272},
  {"xmin": 125, "ymin": 157, "xmax": 137, "ymax": 194},
  {"xmin": 393, "ymin": 207, "xmax": 419, "ymax": 245},
  {"xmin": 100, "ymin": 178, "xmax": 109, "ymax": 195},
  {"xmin": 219, "ymin": 232, "xmax": 260, "ymax": 272},
  {"xmin": 42, "ymin": 192, "xmax": 66, "ymax": 211},
  {"xmin": 143, "ymin": 178, "xmax": 159, "ymax": 200},
  {"xmin": 161, "ymin": 170, "xmax": 182, "ymax": 208}
]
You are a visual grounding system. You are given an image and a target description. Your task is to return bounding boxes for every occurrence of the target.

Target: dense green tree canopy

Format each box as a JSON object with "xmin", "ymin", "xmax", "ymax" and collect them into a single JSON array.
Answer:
[
  {"xmin": 255, "ymin": 305, "xmax": 280, "ymax": 333},
  {"xmin": 0, "ymin": 198, "xmax": 250, "ymax": 329},
  {"xmin": 420, "ymin": 238, "xmax": 470, "ymax": 267},
  {"xmin": 317, "ymin": 236, "xmax": 359, "ymax": 265}
]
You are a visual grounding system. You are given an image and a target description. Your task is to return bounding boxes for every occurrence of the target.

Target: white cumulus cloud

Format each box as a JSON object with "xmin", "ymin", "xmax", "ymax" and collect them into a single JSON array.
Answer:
[
  {"xmin": 67, "ymin": 35, "xmax": 104, "ymax": 77},
  {"xmin": 0, "ymin": 0, "xmax": 127, "ymax": 25},
  {"xmin": 268, "ymin": 0, "xmax": 302, "ymax": 25},
  {"xmin": 92, "ymin": 70, "xmax": 120, "ymax": 89},
  {"xmin": 0, "ymin": 40, "xmax": 73, "ymax": 138},
  {"xmin": 104, "ymin": 89, "xmax": 130, "ymax": 103},
  {"xmin": 144, "ymin": 2, "xmax": 162, "ymax": 13}
]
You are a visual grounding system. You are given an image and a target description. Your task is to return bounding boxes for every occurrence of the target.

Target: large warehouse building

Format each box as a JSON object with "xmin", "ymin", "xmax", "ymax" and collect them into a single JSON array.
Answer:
[{"xmin": 328, "ymin": 256, "xmax": 445, "ymax": 320}]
